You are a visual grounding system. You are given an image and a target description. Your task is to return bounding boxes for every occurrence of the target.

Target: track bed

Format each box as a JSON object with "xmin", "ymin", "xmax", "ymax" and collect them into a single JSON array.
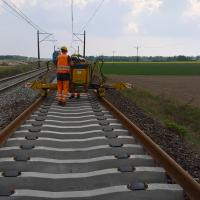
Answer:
[{"xmin": 0, "ymin": 92, "xmax": 183, "ymax": 199}]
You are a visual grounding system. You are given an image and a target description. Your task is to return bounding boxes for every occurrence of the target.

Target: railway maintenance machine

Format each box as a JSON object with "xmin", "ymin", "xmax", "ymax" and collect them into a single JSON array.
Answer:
[{"xmin": 31, "ymin": 55, "xmax": 130, "ymax": 96}]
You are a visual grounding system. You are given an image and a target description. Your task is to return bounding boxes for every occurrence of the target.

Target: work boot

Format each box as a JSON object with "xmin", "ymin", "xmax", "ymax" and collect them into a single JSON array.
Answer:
[
  {"xmin": 61, "ymin": 101, "xmax": 66, "ymax": 107},
  {"xmin": 58, "ymin": 101, "xmax": 62, "ymax": 106},
  {"xmin": 69, "ymin": 94, "xmax": 75, "ymax": 99},
  {"xmin": 76, "ymin": 94, "xmax": 80, "ymax": 99}
]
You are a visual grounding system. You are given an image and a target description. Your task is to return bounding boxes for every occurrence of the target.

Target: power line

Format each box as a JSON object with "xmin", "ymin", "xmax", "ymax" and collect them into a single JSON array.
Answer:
[
  {"xmin": 70, "ymin": 0, "xmax": 76, "ymax": 53},
  {"xmin": 1, "ymin": 0, "xmax": 56, "ymax": 44},
  {"xmin": 1, "ymin": 0, "xmax": 39, "ymax": 30},
  {"xmin": 0, "ymin": 3, "xmax": 24, "ymax": 21},
  {"xmin": 71, "ymin": 0, "xmax": 74, "ymax": 37},
  {"xmin": 70, "ymin": 0, "xmax": 105, "ymax": 55},
  {"xmin": 81, "ymin": 0, "xmax": 105, "ymax": 31},
  {"xmin": 1, "ymin": 0, "xmax": 56, "ymax": 67},
  {"xmin": 1, "ymin": 0, "xmax": 47, "ymax": 33},
  {"xmin": 9, "ymin": 0, "xmax": 47, "ymax": 33}
]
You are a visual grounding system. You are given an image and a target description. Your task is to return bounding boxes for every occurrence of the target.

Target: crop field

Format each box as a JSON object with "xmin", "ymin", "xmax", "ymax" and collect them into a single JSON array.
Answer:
[
  {"xmin": 108, "ymin": 74, "xmax": 200, "ymax": 148},
  {"xmin": 0, "ymin": 62, "xmax": 46, "ymax": 79},
  {"xmin": 0, "ymin": 66, "xmax": 33, "ymax": 79},
  {"xmin": 103, "ymin": 62, "xmax": 200, "ymax": 75},
  {"xmin": 108, "ymin": 75, "xmax": 200, "ymax": 107}
]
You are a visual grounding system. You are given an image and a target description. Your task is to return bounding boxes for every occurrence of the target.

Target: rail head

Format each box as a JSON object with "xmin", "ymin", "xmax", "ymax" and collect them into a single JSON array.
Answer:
[{"xmin": 100, "ymin": 96, "xmax": 200, "ymax": 200}]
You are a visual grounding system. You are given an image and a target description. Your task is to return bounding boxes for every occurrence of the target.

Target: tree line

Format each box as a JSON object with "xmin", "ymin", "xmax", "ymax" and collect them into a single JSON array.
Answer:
[
  {"xmin": 86, "ymin": 55, "xmax": 200, "ymax": 62},
  {"xmin": 1, "ymin": 55, "xmax": 200, "ymax": 62}
]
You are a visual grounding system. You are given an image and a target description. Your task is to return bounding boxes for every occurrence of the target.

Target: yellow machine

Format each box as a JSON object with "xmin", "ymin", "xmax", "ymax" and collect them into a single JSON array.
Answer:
[
  {"xmin": 30, "ymin": 56, "xmax": 130, "ymax": 97},
  {"xmin": 72, "ymin": 68, "xmax": 88, "ymax": 84},
  {"xmin": 112, "ymin": 82, "xmax": 132, "ymax": 90},
  {"xmin": 70, "ymin": 56, "xmax": 90, "ymax": 93}
]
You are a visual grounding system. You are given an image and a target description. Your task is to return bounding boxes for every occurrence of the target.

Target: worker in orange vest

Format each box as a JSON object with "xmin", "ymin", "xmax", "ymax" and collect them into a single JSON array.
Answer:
[{"xmin": 56, "ymin": 46, "xmax": 71, "ymax": 106}]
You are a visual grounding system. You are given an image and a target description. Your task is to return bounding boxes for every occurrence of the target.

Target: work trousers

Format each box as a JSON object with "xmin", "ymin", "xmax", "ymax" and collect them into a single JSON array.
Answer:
[{"xmin": 57, "ymin": 80, "xmax": 69, "ymax": 102}]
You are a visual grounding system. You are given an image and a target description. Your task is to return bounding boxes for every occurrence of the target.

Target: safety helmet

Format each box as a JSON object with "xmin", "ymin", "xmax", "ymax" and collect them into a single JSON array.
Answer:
[{"xmin": 61, "ymin": 46, "xmax": 68, "ymax": 51}]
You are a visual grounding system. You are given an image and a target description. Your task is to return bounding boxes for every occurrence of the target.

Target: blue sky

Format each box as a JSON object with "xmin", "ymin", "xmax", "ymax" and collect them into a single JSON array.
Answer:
[{"xmin": 0, "ymin": 0, "xmax": 200, "ymax": 58}]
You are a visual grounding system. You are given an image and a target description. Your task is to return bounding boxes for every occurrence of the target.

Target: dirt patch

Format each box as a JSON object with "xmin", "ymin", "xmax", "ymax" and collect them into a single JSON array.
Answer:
[{"xmin": 108, "ymin": 75, "xmax": 200, "ymax": 107}]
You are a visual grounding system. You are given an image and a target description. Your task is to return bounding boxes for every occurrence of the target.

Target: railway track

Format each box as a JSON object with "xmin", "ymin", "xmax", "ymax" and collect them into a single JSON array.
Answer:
[
  {"xmin": 0, "ymin": 68, "xmax": 47, "ymax": 93},
  {"xmin": 0, "ymin": 91, "xmax": 199, "ymax": 199}
]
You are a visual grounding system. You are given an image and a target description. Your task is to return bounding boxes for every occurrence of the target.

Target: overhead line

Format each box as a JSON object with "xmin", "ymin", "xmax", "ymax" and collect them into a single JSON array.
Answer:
[
  {"xmin": 70, "ymin": 0, "xmax": 105, "ymax": 53},
  {"xmin": 71, "ymin": 0, "xmax": 74, "ymax": 37},
  {"xmin": 69, "ymin": 0, "xmax": 75, "ymax": 53},
  {"xmin": 81, "ymin": 0, "xmax": 105, "ymax": 31},
  {"xmin": 9, "ymin": 0, "xmax": 46, "ymax": 33},
  {"xmin": 0, "ymin": 3, "xmax": 24, "ymax": 21},
  {"xmin": 1, "ymin": 0, "xmax": 39, "ymax": 30},
  {"xmin": 1, "ymin": 0, "xmax": 47, "ymax": 33}
]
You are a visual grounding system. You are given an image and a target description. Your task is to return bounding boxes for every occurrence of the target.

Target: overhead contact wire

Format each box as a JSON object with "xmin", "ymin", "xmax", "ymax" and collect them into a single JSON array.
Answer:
[
  {"xmin": 81, "ymin": 0, "xmax": 105, "ymax": 31},
  {"xmin": 1, "ymin": 0, "xmax": 40, "ymax": 31}
]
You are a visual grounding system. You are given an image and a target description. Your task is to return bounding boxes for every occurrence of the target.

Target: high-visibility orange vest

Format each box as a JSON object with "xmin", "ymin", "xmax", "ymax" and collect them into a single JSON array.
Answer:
[{"xmin": 57, "ymin": 54, "xmax": 70, "ymax": 74}]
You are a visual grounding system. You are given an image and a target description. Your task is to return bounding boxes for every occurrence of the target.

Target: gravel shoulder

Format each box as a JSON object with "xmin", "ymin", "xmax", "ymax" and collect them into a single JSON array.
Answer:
[
  {"xmin": 0, "ymin": 86, "xmax": 39, "ymax": 130},
  {"xmin": 106, "ymin": 89, "xmax": 200, "ymax": 183},
  {"xmin": 0, "ymin": 71, "xmax": 56, "ymax": 131}
]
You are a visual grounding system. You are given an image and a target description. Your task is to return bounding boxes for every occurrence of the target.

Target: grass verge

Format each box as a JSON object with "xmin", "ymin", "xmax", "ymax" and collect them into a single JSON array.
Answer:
[
  {"xmin": 103, "ymin": 62, "xmax": 200, "ymax": 75},
  {"xmin": 0, "ymin": 62, "xmax": 46, "ymax": 79},
  {"xmin": 122, "ymin": 88, "xmax": 200, "ymax": 149}
]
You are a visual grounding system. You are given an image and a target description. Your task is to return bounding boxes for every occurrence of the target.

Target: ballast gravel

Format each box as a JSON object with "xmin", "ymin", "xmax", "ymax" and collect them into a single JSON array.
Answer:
[
  {"xmin": 0, "ymin": 86, "xmax": 39, "ymax": 130},
  {"xmin": 106, "ymin": 89, "xmax": 200, "ymax": 183},
  {"xmin": 0, "ymin": 71, "xmax": 56, "ymax": 131}
]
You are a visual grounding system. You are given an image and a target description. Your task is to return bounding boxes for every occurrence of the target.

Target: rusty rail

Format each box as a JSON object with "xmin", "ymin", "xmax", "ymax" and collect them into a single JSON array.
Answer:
[
  {"xmin": 0, "ymin": 95, "xmax": 45, "ymax": 144},
  {"xmin": 101, "ymin": 96, "xmax": 200, "ymax": 200}
]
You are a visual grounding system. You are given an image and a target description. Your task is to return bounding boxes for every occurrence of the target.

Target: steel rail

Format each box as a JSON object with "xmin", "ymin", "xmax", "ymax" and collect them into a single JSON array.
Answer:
[
  {"xmin": 101, "ymin": 96, "xmax": 200, "ymax": 200},
  {"xmin": 0, "ymin": 69, "xmax": 47, "ymax": 93},
  {"xmin": 0, "ymin": 95, "xmax": 45, "ymax": 144},
  {"xmin": 0, "ymin": 68, "xmax": 45, "ymax": 84}
]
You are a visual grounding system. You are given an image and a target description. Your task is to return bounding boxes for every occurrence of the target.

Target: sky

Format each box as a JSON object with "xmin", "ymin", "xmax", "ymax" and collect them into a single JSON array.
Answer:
[{"xmin": 0, "ymin": 0, "xmax": 200, "ymax": 58}]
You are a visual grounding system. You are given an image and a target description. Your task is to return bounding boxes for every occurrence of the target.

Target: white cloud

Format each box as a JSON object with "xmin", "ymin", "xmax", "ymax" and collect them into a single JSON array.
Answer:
[
  {"xmin": 74, "ymin": 0, "xmax": 95, "ymax": 7},
  {"xmin": 184, "ymin": 0, "xmax": 200, "ymax": 18},
  {"xmin": 122, "ymin": 0, "xmax": 163, "ymax": 16},
  {"xmin": 126, "ymin": 22, "xmax": 139, "ymax": 33},
  {"xmin": 0, "ymin": 0, "xmax": 38, "ymax": 10},
  {"xmin": 10, "ymin": 0, "xmax": 32, "ymax": 7},
  {"xmin": 121, "ymin": 0, "xmax": 163, "ymax": 33}
]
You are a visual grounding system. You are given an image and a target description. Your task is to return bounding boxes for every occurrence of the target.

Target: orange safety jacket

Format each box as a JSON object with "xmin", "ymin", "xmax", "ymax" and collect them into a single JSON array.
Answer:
[{"xmin": 57, "ymin": 54, "xmax": 71, "ymax": 74}]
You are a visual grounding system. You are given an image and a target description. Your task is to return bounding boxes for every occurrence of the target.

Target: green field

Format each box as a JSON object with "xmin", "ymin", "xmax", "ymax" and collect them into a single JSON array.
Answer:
[{"xmin": 103, "ymin": 62, "xmax": 200, "ymax": 75}]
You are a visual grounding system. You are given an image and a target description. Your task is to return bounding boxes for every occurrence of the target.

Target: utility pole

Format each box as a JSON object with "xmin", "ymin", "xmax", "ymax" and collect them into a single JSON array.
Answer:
[
  {"xmin": 112, "ymin": 50, "xmax": 115, "ymax": 63},
  {"xmin": 135, "ymin": 46, "xmax": 140, "ymax": 62},
  {"xmin": 73, "ymin": 31, "xmax": 86, "ymax": 57},
  {"xmin": 101, "ymin": 53, "xmax": 104, "ymax": 60},
  {"xmin": 37, "ymin": 31, "xmax": 55, "ymax": 68},
  {"xmin": 37, "ymin": 30, "xmax": 40, "ymax": 68},
  {"xmin": 78, "ymin": 46, "xmax": 80, "ymax": 55},
  {"xmin": 83, "ymin": 30, "xmax": 86, "ymax": 58}
]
